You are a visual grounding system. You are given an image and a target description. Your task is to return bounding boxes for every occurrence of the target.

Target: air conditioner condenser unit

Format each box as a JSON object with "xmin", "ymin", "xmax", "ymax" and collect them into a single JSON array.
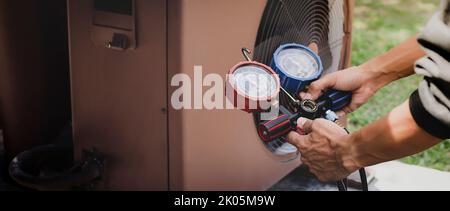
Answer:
[{"xmin": 67, "ymin": 0, "xmax": 354, "ymax": 191}]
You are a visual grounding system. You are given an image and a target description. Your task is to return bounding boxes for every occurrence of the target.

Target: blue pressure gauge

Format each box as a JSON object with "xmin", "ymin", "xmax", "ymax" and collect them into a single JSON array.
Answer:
[
  {"xmin": 271, "ymin": 43, "xmax": 323, "ymax": 95},
  {"xmin": 271, "ymin": 43, "xmax": 352, "ymax": 112}
]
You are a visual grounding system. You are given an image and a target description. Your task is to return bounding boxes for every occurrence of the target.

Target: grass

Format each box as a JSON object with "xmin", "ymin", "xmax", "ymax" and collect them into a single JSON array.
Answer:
[{"xmin": 349, "ymin": 0, "xmax": 450, "ymax": 171}]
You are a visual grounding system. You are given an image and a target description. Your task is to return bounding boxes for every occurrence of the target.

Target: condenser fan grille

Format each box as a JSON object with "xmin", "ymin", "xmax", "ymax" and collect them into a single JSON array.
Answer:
[
  {"xmin": 254, "ymin": 0, "xmax": 347, "ymax": 73},
  {"xmin": 253, "ymin": 0, "xmax": 351, "ymax": 152}
]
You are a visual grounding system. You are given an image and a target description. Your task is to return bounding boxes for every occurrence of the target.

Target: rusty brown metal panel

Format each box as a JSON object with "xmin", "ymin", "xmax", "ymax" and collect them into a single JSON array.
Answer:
[
  {"xmin": 168, "ymin": 0, "xmax": 301, "ymax": 191},
  {"xmin": 68, "ymin": 0, "xmax": 168, "ymax": 190},
  {"xmin": 168, "ymin": 0, "xmax": 354, "ymax": 191},
  {"xmin": 0, "ymin": 0, "xmax": 71, "ymax": 161}
]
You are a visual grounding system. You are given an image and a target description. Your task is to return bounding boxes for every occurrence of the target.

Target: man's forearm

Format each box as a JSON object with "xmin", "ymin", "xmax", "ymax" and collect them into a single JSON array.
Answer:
[
  {"xmin": 360, "ymin": 36, "xmax": 426, "ymax": 90},
  {"xmin": 344, "ymin": 101, "xmax": 441, "ymax": 169}
]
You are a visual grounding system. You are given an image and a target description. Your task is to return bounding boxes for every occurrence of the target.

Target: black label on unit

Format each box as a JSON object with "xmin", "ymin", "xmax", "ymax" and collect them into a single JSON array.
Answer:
[{"xmin": 94, "ymin": 0, "xmax": 132, "ymax": 15}]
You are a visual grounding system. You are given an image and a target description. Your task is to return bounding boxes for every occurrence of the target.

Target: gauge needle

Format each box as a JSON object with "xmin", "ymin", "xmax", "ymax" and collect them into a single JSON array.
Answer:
[{"xmin": 248, "ymin": 77, "xmax": 259, "ymax": 87}]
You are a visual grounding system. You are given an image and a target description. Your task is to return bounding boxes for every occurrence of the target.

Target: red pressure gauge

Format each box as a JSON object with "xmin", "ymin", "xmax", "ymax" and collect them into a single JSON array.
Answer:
[
  {"xmin": 226, "ymin": 50, "xmax": 280, "ymax": 113},
  {"xmin": 226, "ymin": 48, "xmax": 299, "ymax": 161}
]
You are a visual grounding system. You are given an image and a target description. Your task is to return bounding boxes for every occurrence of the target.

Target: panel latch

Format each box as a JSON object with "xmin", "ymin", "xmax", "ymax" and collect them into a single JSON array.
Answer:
[{"xmin": 106, "ymin": 33, "xmax": 129, "ymax": 50}]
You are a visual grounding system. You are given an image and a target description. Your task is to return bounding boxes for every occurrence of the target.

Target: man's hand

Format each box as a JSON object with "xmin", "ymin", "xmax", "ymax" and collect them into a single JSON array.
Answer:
[
  {"xmin": 287, "ymin": 118, "xmax": 361, "ymax": 182},
  {"xmin": 286, "ymin": 37, "xmax": 433, "ymax": 182},
  {"xmin": 301, "ymin": 36, "xmax": 425, "ymax": 116},
  {"xmin": 300, "ymin": 66, "xmax": 382, "ymax": 115}
]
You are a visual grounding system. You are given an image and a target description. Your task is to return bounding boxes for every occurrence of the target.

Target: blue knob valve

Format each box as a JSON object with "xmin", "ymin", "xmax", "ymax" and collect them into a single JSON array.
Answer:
[
  {"xmin": 313, "ymin": 89, "xmax": 353, "ymax": 117},
  {"xmin": 323, "ymin": 89, "xmax": 353, "ymax": 112}
]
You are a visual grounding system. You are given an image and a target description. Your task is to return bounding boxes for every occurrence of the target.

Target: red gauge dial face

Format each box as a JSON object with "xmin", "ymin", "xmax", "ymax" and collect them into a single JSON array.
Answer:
[
  {"xmin": 233, "ymin": 65, "xmax": 278, "ymax": 100},
  {"xmin": 227, "ymin": 61, "xmax": 280, "ymax": 113}
]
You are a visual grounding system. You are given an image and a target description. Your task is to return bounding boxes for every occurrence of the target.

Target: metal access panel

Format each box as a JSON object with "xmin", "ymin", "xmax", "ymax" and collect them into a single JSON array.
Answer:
[
  {"xmin": 168, "ymin": 0, "xmax": 353, "ymax": 191},
  {"xmin": 68, "ymin": 0, "xmax": 168, "ymax": 190},
  {"xmin": 167, "ymin": 0, "xmax": 299, "ymax": 191}
]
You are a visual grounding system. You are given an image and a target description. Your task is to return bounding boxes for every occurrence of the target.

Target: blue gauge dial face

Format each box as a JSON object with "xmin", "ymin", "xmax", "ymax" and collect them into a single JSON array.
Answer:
[
  {"xmin": 276, "ymin": 48, "xmax": 319, "ymax": 79},
  {"xmin": 233, "ymin": 65, "xmax": 278, "ymax": 99}
]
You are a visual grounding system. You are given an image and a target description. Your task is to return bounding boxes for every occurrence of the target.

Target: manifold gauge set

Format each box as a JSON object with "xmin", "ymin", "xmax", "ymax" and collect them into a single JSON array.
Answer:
[
  {"xmin": 226, "ymin": 43, "xmax": 352, "ymax": 159},
  {"xmin": 226, "ymin": 43, "xmax": 369, "ymax": 192}
]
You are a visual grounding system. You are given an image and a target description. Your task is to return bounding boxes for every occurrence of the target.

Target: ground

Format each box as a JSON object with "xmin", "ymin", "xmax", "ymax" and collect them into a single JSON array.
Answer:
[{"xmin": 348, "ymin": 0, "xmax": 450, "ymax": 171}]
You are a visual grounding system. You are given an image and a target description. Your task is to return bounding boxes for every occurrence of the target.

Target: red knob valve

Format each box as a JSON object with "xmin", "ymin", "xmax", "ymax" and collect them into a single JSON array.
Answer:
[{"xmin": 257, "ymin": 107, "xmax": 298, "ymax": 142}]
